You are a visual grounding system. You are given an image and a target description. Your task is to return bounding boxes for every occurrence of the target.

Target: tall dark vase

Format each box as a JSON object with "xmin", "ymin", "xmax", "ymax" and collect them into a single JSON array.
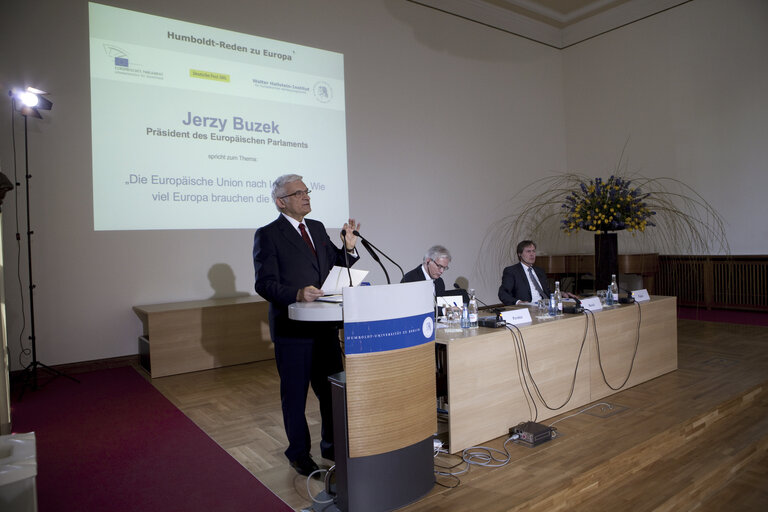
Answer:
[{"xmin": 594, "ymin": 232, "xmax": 618, "ymax": 293}]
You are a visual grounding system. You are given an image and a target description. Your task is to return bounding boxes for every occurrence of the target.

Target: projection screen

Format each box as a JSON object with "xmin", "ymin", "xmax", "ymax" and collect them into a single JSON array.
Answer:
[{"xmin": 89, "ymin": 2, "xmax": 348, "ymax": 230}]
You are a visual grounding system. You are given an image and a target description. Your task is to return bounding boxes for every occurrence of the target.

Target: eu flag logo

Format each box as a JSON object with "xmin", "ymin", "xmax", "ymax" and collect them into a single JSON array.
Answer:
[{"xmin": 115, "ymin": 57, "xmax": 129, "ymax": 67}]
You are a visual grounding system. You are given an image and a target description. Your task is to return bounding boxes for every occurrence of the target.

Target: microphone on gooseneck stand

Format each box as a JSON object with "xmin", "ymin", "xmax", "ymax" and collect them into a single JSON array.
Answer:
[
  {"xmin": 562, "ymin": 298, "xmax": 584, "ymax": 314},
  {"xmin": 454, "ymin": 283, "xmax": 505, "ymax": 323},
  {"xmin": 340, "ymin": 230, "xmax": 353, "ymax": 287},
  {"xmin": 617, "ymin": 285, "xmax": 636, "ymax": 303},
  {"xmin": 453, "ymin": 283, "xmax": 483, "ymax": 306},
  {"xmin": 359, "ymin": 238, "xmax": 390, "ymax": 284},
  {"xmin": 352, "ymin": 230, "xmax": 404, "ymax": 278}
]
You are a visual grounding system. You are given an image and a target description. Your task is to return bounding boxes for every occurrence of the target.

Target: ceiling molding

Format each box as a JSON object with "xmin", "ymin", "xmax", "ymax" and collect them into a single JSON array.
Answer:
[
  {"xmin": 411, "ymin": 0, "xmax": 564, "ymax": 48},
  {"xmin": 409, "ymin": 0, "xmax": 692, "ymax": 49},
  {"xmin": 503, "ymin": 0, "xmax": 625, "ymax": 24},
  {"xmin": 561, "ymin": 0, "xmax": 690, "ymax": 47}
]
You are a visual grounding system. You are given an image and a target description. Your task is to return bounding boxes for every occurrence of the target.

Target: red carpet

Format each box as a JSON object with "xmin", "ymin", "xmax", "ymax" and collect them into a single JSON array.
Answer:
[
  {"xmin": 677, "ymin": 306, "xmax": 768, "ymax": 326},
  {"xmin": 10, "ymin": 366, "xmax": 292, "ymax": 512}
]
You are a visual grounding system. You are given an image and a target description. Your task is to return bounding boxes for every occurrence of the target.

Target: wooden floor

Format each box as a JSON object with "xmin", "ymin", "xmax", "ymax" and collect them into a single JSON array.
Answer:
[{"xmin": 150, "ymin": 318, "xmax": 768, "ymax": 511}]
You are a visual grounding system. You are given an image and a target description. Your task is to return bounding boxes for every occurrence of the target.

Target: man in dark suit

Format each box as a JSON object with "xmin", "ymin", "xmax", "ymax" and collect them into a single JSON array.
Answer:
[
  {"xmin": 253, "ymin": 174, "xmax": 360, "ymax": 476},
  {"xmin": 400, "ymin": 245, "xmax": 451, "ymax": 296},
  {"xmin": 498, "ymin": 240, "xmax": 551, "ymax": 305}
]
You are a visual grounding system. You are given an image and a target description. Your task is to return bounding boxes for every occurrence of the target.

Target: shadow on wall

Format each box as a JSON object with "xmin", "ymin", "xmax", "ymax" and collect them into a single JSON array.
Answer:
[
  {"xmin": 201, "ymin": 263, "xmax": 270, "ymax": 370},
  {"xmin": 207, "ymin": 263, "xmax": 250, "ymax": 300},
  {"xmin": 455, "ymin": 275, "xmax": 501, "ymax": 306},
  {"xmin": 454, "ymin": 276, "xmax": 469, "ymax": 292}
]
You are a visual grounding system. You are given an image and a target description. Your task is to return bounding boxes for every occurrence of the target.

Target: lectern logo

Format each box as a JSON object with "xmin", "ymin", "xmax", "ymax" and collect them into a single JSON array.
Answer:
[{"xmin": 422, "ymin": 316, "xmax": 434, "ymax": 338}]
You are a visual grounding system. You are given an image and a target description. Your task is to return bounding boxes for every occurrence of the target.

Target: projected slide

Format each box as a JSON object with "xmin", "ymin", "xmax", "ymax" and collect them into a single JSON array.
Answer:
[{"xmin": 89, "ymin": 3, "xmax": 348, "ymax": 230}]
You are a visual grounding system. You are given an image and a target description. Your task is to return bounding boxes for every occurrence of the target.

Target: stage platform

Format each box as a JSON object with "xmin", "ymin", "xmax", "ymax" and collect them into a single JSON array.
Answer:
[{"xmin": 151, "ymin": 316, "xmax": 768, "ymax": 511}]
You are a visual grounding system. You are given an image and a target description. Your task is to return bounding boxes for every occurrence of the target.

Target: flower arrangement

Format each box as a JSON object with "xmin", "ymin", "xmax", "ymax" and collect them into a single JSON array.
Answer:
[
  {"xmin": 561, "ymin": 175, "xmax": 655, "ymax": 234},
  {"xmin": 479, "ymin": 166, "xmax": 728, "ymax": 289}
]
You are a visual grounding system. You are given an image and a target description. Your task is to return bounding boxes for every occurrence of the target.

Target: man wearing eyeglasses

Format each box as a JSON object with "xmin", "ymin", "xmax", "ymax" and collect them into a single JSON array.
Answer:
[
  {"xmin": 253, "ymin": 173, "xmax": 360, "ymax": 476},
  {"xmin": 400, "ymin": 245, "xmax": 451, "ymax": 296}
]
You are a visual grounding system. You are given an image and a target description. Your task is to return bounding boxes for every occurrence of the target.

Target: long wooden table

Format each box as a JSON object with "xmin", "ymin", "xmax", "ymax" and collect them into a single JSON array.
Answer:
[{"xmin": 435, "ymin": 295, "xmax": 677, "ymax": 453}]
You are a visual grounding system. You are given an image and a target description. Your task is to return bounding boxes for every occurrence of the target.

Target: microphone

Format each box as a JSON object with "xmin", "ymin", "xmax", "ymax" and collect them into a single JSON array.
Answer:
[
  {"xmin": 453, "ymin": 284, "xmax": 505, "ymax": 327},
  {"xmin": 454, "ymin": 283, "xmax": 502, "ymax": 319},
  {"xmin": 562, "ymin": 297, "xmax": 584, "ymax": 314},
  {"xmin": 360, "ymin": 237, "xmax": 390, "ymax": 284},
  {"xmin": 352, "ymin": 230, "xmax": 404, "ymax": 278},
  {"xmin": 617, "ymin": 285, "xmax": 636, "ymax": 303},
  {"xmin": 340, "ymin": 231, "xmax": 353, "ymax": 288},
  {"xmin": 452, "ymin": 283, "xmax": 470, "ymax": 306}
]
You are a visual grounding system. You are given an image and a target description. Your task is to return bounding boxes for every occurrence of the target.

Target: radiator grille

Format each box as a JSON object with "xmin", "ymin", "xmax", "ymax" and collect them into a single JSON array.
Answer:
[
  {"xmin": 657, "ymin": 256, "xmax": 768, "ymax": 311},
  {"xmin": 712, "ymin": 259, "xmax": 768, "ymax": 308}
]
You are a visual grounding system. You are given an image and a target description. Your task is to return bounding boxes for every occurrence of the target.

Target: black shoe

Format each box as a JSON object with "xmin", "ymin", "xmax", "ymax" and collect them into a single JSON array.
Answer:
[
  {"xmin": 321, "ymin": 446, "xmax": 335, "ymax": 461},
  {"xmin": 290, "ymin": 455, "xmax": 319, "ymax": 476}
]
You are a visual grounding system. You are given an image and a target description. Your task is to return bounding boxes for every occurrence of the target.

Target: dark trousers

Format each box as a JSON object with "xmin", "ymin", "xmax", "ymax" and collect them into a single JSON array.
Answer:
[{"xmin": 274, "ymin": 332, "xmax": 343, "ymax": 461}]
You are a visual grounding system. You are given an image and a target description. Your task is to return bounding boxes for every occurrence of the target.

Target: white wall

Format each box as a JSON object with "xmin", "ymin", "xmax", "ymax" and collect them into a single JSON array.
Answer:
[
  {"xmin": 562, "ymin": 0, "xmax": 768, "ymax": 255},
  {"xmin": 2, "ymin": 0, "xmax": 765, "ymax": 370},
  {"xmin": 0, "ymin": 0, "xmax": 566, "ymax": 369}
]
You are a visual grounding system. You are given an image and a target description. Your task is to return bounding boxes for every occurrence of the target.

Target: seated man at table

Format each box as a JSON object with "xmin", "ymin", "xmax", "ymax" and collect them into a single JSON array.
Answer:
[
  {"xmin": 401, "ymin": 245, "xmax": 451, "ymax": 296},
  {"xmin": 498, "ymin": 240, "xmax": 576, "ymax": 305}
]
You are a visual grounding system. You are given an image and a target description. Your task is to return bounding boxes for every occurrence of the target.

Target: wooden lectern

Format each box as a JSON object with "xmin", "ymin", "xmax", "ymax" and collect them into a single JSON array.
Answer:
[{"xmin": 327, "ymin": 281, "xmax": 436, "ymax": 512}]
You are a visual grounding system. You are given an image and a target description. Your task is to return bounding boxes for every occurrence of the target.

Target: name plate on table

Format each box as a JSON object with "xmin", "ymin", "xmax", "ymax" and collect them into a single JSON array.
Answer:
[
  {"xmin": 632, "ymin": 289, "xmax": 651, "ymax": 302},
  {"xmin": 581, "ymin": 296, "xmax": 603, "ymax": 311},
  {"xmin": 500, "ymin": 308, "xmax": 532, "ymax": 325}
]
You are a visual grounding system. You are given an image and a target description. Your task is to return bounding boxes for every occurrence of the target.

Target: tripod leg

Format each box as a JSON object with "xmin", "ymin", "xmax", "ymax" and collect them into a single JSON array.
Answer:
[
  {"xmin": 13, "ymin": 360, "xmax": 80, "ymax": 401},
  {"xmin": 36, "ymin": 361, "xmax": 80, "ymax": 384},
  {"xmin": 14, "ymin": 365, "xmax": 35, "ymax": 401}
]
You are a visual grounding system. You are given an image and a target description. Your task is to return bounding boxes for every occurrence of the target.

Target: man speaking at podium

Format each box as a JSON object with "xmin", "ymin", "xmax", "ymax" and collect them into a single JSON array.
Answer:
[{"xmin": 253, "ymin": 173, "xmax": 360, "ymax": 476}]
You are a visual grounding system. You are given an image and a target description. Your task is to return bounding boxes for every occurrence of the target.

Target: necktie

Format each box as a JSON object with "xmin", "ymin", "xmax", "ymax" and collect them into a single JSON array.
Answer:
[
  {"xmin": 299, "ymin": 223, "xmax": 316, "ymax": 257},
  {"xmin": 528, "ymin": 266, "xmax": 545, "ymax": 298}
]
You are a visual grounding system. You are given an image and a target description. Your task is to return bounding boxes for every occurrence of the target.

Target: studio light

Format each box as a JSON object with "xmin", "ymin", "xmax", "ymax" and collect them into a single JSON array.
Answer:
[
  {"xmin": 10, "ymin": 86, "xmax": 53, "ymax": 119},
  {"xmin": 9, "ymin": 85, "xmax": 77, "ymax": 398},
  {"xmin": 19, "ymin": 92, "xmax": 39, "ymax": 107}
]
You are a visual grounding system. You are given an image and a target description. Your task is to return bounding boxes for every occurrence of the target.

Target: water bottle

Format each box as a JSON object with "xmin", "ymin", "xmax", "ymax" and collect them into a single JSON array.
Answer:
[
  {"xmin": 610, "ymin": 274, "xmax": 619, "ymax": 304},
  {"xmin": 461, "ymin": 303, "xmax": 470, "ymax": 328},
  {"xmin": 605, "ymin": 285, "xmax": 614, "ymax": 306},
  {"xmin": 548, "ymin": 293, "xmax": 557, "ymax": 316},
  {"xmin": 554, "ymin": 281, "xmax": 562, "ymax": 315},
  {"xmin": 468, "ymin": 289, "xmax": 479, "ymax": 328}
]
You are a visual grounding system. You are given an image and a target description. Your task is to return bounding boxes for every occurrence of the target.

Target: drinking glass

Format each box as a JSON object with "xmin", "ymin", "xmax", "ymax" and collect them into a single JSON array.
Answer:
[
  {"xmin": 537, "ymin": 299, "xmax": 548, "ymax": 317},
  {"xmin": 445, "ymin": 306, "xmax": 462, "ymax": 332},
  {"xmin": 597, "ymin": 289, "xmax": 607, "ymax": 304}
]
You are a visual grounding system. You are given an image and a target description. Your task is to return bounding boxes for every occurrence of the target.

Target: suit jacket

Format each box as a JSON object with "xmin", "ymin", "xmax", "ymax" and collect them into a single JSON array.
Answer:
[
  {"xmin": 498, "ymin": 262, "xmax": 550, "ymax": 305},
  {"xmin": 253, "ymin": 215, "xmax": 358, "ymax": 343},
  {"xmin": 401, "ymin": 265, "xmax": 446, "ymax": 296}
]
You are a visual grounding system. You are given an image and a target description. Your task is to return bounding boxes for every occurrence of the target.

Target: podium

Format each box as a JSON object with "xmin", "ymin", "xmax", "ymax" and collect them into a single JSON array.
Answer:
[{"xmin": 327, "ymin": 281, "xmax": 436, "ymax": 511}]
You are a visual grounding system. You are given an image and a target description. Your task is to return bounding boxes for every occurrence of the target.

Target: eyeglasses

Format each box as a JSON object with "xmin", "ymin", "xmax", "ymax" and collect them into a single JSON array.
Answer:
[
  {"xmin": 279, "ymin": 189, "xmax": 311, "ymax": 199},
  {"xmin": 430, "ymin": 260, "xmax": 449, "ymax": 272}
]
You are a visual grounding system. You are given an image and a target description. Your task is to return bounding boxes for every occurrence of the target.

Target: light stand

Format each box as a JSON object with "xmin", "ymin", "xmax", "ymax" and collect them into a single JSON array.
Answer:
[{"xmin": 10, "ymin": 87, "xmax": 78, "ymax": 399}]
